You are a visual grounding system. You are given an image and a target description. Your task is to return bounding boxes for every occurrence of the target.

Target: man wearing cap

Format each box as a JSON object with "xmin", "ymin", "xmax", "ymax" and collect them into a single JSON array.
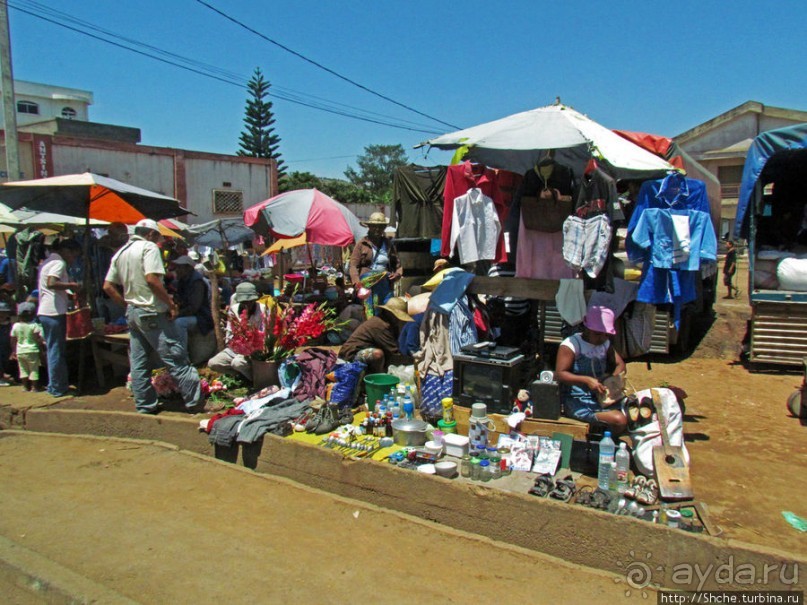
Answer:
[
  {"xmin": 103, "ymin": 219, "xmax": 202, "ymax": 414},
  {"xmin": 349, "ymin": 212, "xmax": 402, "ymax": 316},
  {"xmin": 170, "ymin": 255, "xmax": 213, "ymax": 350},
  {"xmin": 339, "ymin": 296, "xmax": 413, "ymax": 373},
  {"xmin": 207, "ymin": 282, "xmax": 266, "ymax": 381},
  {"xmin": 555, "ymin": 305, "xmax": 627, "ymax": 434}
]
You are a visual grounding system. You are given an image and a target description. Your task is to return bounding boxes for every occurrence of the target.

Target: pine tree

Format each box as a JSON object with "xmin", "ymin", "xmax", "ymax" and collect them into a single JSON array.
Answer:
[{"xmin": 237, "ymin": 67, "xmax": 286, "ymax": 177}]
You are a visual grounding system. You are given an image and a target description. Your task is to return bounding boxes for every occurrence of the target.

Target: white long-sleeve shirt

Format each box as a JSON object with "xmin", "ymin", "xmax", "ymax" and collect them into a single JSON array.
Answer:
[{"xmin": 449, "ymin": 188, "xmax": 500, "ymax": 264}]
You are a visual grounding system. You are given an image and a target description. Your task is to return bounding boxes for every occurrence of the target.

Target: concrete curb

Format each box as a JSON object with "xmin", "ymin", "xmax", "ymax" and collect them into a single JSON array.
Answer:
[{"xmin": 16, "ymin": 408, "xmax": 807, "ymax": 592}]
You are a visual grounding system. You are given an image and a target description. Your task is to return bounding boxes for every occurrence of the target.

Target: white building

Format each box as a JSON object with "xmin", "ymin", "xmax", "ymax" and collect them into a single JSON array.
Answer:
[{"xmin": 0, "ymin": 80, "xmax": 93, "ymax": 128}]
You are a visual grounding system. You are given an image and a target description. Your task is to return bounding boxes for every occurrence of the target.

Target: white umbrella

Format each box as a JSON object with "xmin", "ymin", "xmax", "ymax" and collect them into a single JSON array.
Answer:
[
  {"xmin": 0, "ymin": 202, "xmax": 18, "ymax": 225},
  {"xmin": 419, "ymin": 104, "xmax": 675, "ymax": 179}
]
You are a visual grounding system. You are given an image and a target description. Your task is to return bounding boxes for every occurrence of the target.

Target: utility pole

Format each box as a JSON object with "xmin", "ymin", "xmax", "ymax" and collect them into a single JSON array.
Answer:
[{"xmin": 0, "ymin": 0, "xmax": 19, "ymax": 182}]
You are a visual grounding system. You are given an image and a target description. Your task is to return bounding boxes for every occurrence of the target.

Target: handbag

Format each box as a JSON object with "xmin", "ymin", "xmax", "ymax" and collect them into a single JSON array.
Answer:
[
  {"xmin": 66, "ymin": 306, "xmax": 93, "ymax": 339},
  {"xmin": 521, "ymin": 188, "xmax": 573, "ymax": 232}
]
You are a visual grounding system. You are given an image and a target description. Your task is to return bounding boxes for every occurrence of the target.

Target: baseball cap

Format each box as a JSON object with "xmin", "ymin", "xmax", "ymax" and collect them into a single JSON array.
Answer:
[
  {"xmin": 17, "ymin": 301, "xmax": 35, "ymax": 315},
  {"xmin": 169, "ymin": 255, "xmax": 195, "ymax": 267},
  {"xmin": 135, "ymin": 218, "xmax": 161, "ymax": 233}
]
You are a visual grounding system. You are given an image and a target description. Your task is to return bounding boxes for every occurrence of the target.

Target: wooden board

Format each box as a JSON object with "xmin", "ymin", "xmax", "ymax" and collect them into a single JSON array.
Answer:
[{"xmin": 651, "ymin": 389, "xmax": 694, "ymax": 501}]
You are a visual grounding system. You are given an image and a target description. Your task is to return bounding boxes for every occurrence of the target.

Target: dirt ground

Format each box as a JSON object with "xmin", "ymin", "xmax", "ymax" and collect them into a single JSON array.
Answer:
[{"xmin": 0, "ymin": 432, "xmax": 643, "ymax": 604}]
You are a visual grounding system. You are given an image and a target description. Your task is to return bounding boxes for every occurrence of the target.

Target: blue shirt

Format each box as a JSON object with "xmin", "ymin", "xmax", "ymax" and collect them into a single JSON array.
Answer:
[{"xmin": 630, "ymin": 208, "xmax": 717, "ymax": 271}]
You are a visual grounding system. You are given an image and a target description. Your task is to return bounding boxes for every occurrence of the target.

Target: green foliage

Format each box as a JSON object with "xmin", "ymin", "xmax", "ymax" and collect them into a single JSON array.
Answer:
[
  {"xmin": 237, "ymin": 67, "xmax": 286, "ymax": 177},
  {"xmin": 344, "ymin": 144, "xmax": 408, "ymax": 204}
]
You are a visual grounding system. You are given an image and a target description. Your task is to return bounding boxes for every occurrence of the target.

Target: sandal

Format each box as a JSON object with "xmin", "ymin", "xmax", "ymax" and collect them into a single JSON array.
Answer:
[
  {"xmin": 575, "ymin": 485, "xmax": 595, "ymax": 506},
  {"xmin": 529, "ymin": 473, "xmax": 554, "ymax": 497},
  {"xmin": 624, "ymin": 475, "xmax": 646, "ymax": 500},
  {"xmin": 548, "ymin": 475, "xmax": 577, "ymax": 503},
  {"xmin": 638, "ymin": 397, "xmax": 655, "ymax": 427},
  {"xmin": 625, "ymin": 396, "xmax": 641, "ymax": 431},
  {"xmin": 636, "ymin": 478, "xmax": 659, "ymax": 506}
]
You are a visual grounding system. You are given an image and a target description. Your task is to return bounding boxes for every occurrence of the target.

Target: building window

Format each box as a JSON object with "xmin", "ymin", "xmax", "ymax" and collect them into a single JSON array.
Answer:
[
  {"xmin": 61, "ymin": 107, "xmax": 77, "ymax": 119},
  {"xmin": 213, "ymin": 189, "xmax": 244, "ymax": 214},
  {"xmin": 17, "ymin": 101, "xmax": 39, "ymax": 115},
  {"xmin": 718, "ymin": 165, "xmax": 744, "ymax": 199}
]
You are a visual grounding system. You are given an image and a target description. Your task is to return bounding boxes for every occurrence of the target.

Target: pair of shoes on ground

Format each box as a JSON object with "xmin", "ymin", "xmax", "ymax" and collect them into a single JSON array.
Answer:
[
  {"xmin": 625, "ymin": 396, "xmax": 654, "ymax": 432},
  {"xmin": 306, "ymin": 404, "xmax": 340, "ymax": 435},
  {"xmin": 575, "ymin": 486, "xmax": 614, "ymax": 510},
  {"xmin": 529, "ymin": 473, "xmax": 576, "ymax": 502},
  {"xmin": 623, "ymin": 475, "xmax": 658, "ymax": 505}
]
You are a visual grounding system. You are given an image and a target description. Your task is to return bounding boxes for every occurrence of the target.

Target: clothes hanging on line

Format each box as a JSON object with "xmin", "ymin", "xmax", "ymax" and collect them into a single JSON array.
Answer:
[
  {"xmin": 393, "ymin": 164, "xmax": 446, "ymax": 238},
  {"xmin": 449, "ymin": 188, "xmax": 501, "ymax": 264}
]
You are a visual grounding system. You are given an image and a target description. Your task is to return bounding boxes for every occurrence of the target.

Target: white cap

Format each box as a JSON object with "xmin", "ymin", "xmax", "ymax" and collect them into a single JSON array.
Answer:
[
  {"xmin": 188, "ymin": 250, "xmax": 200, "ymax": 261},
  {"xmin": 136, "ymin": 218, "xmax": 160, "ymax": 233},
  {"xmin": 169, "ymin": 255, "xmax": 195, "ymax": 267}
]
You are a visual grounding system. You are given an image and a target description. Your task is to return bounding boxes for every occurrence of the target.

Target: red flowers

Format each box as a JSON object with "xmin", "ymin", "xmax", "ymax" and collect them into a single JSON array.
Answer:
[{"xmin": 228, "ymin": 300, "xmax": 340, "ymax": 363}]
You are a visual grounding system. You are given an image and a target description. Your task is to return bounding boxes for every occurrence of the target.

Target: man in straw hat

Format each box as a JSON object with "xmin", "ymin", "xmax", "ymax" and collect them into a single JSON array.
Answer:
[
  {"xmin": 339, "ymin": 296, "xmax": 412, "ymax": 373},
  {"xmin": 349, "ymin": 212, "xmax": 402, "ymax": 317},
  {"xmin": 104, "ymin": 219, "xmax": 202, "ymax": 414}
]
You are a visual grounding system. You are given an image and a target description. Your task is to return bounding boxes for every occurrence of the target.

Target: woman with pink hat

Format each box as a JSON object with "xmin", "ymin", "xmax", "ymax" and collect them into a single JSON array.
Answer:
[{"xmin": 555, "ymin": 305, "xmax": 627, "ymax": 434}]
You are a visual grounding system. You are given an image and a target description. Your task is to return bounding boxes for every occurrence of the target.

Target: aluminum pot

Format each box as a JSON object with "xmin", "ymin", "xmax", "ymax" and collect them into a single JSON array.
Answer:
[{"xmin": 392, "ymin": 418, "xmax": 429, "ymax": 447}]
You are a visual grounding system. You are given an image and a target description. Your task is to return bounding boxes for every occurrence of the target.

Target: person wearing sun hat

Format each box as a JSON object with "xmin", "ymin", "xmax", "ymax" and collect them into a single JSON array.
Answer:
[
  {"xmin": 349, "ymin": 212, "xmax": 403, "ymax": 317},
  {"xmin": 555, "ymin": 304, "xmax": 628, "ymax": 434},
  {"xmin": 338, "ymin": 296, "xmax": 413, "ymax": 373},
  {"xmin": 207, "ymin": 282, "xmax": 267, "ymax": 382}
]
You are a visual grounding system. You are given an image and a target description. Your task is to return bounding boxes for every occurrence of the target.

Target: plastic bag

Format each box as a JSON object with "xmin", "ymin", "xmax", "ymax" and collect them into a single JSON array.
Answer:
[
  {"xmin": 388, "ymin": 364, "xmax": 415, "ymax": 385},
  {"xmin": 328, "ymin": 361, "xmax": 366, "ymax": 408}
]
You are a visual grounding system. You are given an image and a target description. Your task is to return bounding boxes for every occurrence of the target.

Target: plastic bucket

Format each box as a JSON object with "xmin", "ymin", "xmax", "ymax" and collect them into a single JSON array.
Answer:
[{"xmin": 364, "ymin": 373, "xmax": 399, "ymax": 411}]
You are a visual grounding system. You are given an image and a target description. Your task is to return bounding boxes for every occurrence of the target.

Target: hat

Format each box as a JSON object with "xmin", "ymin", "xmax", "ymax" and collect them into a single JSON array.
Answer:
[
  {"xmin": 234, "ymin": 282, "xmax": 260, "ymax": 303},
  {"xmin": 383, "ymin": 225, "xmax": 397, "ymax": 236},
  {"xmin": 432, "ymin": 258, "xmax": 449, "ymax": 273},
  {"xmin": 135, "ymin": 218, "xmax": 161, "ymax": 233},
  {"xmin": 17, "ymin": 301, "xmax": 34, "ymax": 315},
  {"xmin": 377, "ymin": 297, "xmax": 413, "ymax": 323},
  {"xmin": 188, "ymin": 250, "xmax": 201, "ymax": 261},
  {"xmin": 583, "ymin": 305, "xmax": 616, "ymax": 335},
  {"xmin": 360, "ymin": 212, "xmax": 389, "ymax": 227},
  {"xmin": 169, "ymin": 255, "xmax": 195, "ymax": 267},
  {"xmin": 0, "ymin": 301, "xmax": 12, "ymax": 313}
]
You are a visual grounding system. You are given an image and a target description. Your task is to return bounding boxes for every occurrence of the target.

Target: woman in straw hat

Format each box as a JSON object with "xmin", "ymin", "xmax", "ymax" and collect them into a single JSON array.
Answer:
[{"xmin": 349, "ymin": 212, "xmax": 402, "ymax": 317}]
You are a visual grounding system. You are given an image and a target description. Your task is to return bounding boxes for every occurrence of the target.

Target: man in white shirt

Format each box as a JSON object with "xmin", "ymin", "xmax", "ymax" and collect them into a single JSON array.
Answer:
[
  {"xmin": 208, "ymin": 282, "xmax": 266, "ymax": 381},
  {"xmin": 37, "ymin": 239, "xmax": 81, "ymax": 397},
  {"xmin": 103, "ymin": 219, "xmax": 202, "ymax": 414}
]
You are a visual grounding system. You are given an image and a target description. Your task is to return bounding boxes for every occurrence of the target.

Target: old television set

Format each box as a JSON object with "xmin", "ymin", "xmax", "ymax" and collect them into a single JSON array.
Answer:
[{"xmin": 452, "ymin": 352, "xmax": 526, "ymax": 415}]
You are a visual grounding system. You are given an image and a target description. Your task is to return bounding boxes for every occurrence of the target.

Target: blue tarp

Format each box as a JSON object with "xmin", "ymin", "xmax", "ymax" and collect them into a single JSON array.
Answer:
[{"xmin": 734, "ymin": 123, "xmax": 807, "ymax": 240}]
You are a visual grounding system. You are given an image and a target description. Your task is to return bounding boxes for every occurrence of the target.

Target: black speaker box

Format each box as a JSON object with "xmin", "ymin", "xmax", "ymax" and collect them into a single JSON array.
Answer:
[{"xmin": 529, "ymin": 380, "xmax": 561, "ymax": 420}]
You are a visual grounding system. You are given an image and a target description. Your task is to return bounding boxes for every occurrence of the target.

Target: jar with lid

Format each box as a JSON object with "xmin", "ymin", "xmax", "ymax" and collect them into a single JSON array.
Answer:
[
  {"xmin": 460, "ymin": 455, "xmax": 472, "ymax": 478},
  {"xmin": 486, "ymin": 446, "xmax": 498, "ymax": 460},
  {"xmin": 490, "ymin": 455, "xmax": 502, "ymax": 479},
  {"xmin": 479, "ymin": 459, "xmax": 491, "ymax": 481},
  {"xmin": 679, "ymin": 508, "xmax": 695, "ymax": 531},
  {"xmin": 470, "ymin": 457, "xmax": 481, "ymax": 480}
]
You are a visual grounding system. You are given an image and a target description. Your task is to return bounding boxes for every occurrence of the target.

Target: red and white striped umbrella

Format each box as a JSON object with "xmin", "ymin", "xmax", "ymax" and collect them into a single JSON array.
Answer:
[{"xmin": 243, "ymin": 189, "xmax": 366, "ymax": 247}]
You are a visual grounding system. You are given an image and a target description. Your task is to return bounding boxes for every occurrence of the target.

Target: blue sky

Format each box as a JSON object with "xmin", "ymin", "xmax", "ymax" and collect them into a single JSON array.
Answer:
[{"xmin": 7, "ymin": 0, "xmax": 807, "ymax": 179}]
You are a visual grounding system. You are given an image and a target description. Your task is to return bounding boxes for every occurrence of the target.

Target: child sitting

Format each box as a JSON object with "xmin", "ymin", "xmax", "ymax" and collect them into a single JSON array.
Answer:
[{"xmin": 10, "ymin": 302, "xmax": 45, "ymax": 391}]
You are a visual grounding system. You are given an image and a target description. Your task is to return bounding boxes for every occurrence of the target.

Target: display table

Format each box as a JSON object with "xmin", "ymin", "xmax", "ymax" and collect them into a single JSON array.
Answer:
[{"xmin": 90, "ymin": 332, "xmax": 130, "ymax": 390}]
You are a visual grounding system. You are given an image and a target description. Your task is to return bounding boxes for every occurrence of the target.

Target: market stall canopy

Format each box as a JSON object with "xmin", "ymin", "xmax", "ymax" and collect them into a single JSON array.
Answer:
[
  {"xmin": 418, "ymin": 104, "xmax": 675, "ymax": 179},
  {"xmin": 12, "ymin": 209, "xmax": 109, "ymax": 226},
  {"xmin": 735, "ymin": 123, "xmax": 807, "ymax": 240},
  {"xmin": 0, "ymin": 202, "xmax": 18, "ymax": 224},
  {"xmin": 0, "ymin": 172, "xmax": 190, "ymax": 222},
  {"xmin": 244, "ymin": 189, "xmax": 366, "ymax": 247},
  {"xmin": 187, "ymin": 218, "xmax": 254, "ymax": 248}
]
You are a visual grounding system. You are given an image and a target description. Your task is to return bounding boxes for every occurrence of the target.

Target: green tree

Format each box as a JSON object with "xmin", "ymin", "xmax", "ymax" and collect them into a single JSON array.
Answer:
[
  {"xmin": 237, "ymin": 67, "xmax": 286, "ymax": 177},
  {"xmin": 344, "ymin": 144, "xmax": 408, "ymax": 203},
  {"xmin": 279, "ymin": 171, "xmax": 373, "ymax": 206}
]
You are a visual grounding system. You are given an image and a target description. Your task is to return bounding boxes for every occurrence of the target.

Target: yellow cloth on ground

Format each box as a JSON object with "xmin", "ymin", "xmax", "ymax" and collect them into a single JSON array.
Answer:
[{"xmin": 285, "ymin": 412, "xmax": 402, "ymax": 461}]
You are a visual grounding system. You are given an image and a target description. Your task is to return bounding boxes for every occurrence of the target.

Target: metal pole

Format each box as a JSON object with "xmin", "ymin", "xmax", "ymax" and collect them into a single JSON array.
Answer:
[{"xmin": 0, "ymin": 0, "xmax": 20, "ymax": 182}]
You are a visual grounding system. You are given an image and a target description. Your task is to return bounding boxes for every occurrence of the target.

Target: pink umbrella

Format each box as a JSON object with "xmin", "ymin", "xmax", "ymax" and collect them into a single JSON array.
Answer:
[{"xmin": 243, "ymin": 189, "xmax": 366, "ymax": 247}]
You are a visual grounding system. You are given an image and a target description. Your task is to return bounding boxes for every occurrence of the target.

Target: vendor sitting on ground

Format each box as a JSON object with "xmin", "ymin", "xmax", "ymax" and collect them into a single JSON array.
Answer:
[
  {"xmin": 555, "ymin": 305, "xmax": 627, "ymax": 435},
  {"xmin": 338, "ymin": 297, "xmax": 412, "ymax": 374},
  {"xmin": 207, "ymin": 282, "xmax": 266, "ymax": 382},
  {"xmin": 171, "ymin": 255, "xmax": 214, "ymax": 350}
]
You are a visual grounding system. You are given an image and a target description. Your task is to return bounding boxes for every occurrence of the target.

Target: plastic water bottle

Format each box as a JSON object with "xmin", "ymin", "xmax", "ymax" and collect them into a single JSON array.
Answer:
[
  {"xmin": 597, "ymin": 431, "xmax": 616, "ymax": 490},
  {"xmin": 615, "ymin": 442, "xmax": 630, "ymax": 494},
  {"xmin": 402, "ymin": 395, "xmax": 414, "ymax": 420}
]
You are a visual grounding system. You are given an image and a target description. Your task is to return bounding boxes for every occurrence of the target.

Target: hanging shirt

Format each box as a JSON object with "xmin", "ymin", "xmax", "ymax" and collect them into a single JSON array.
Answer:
[
  {"xmin": 449, "ymin": 188, "xmax": 500, "ymax": 264},
  {"xmin": 575, "ymin": 167, "xmax": 623, "ymax": 222},
  {"xmin": 630, "ymin": 208, "xmax": 717, "ymax": 271}
]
